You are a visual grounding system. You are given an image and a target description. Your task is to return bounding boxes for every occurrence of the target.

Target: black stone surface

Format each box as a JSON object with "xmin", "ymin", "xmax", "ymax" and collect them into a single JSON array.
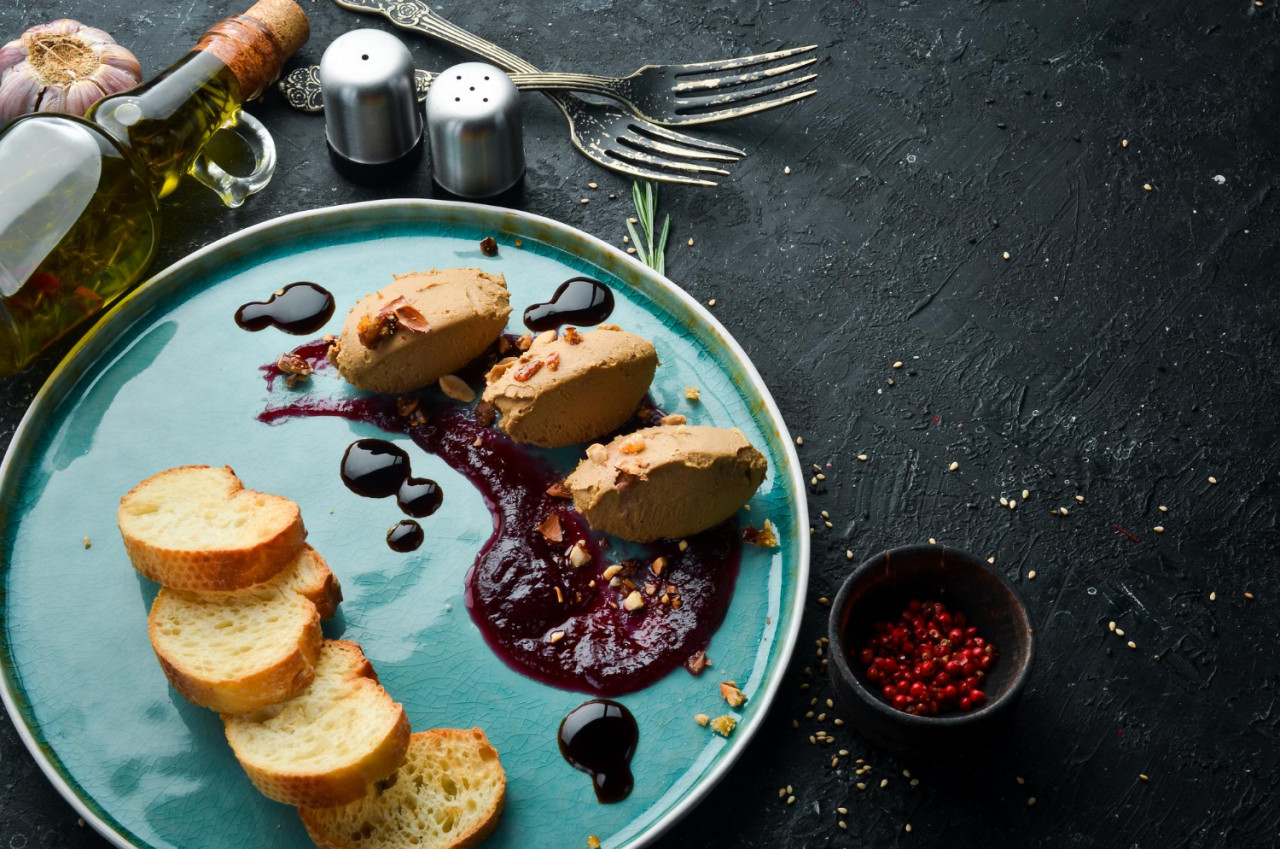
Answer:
[{"xmin": 1, "ymin": 1, "xmax": 1278, "ymax": 847}]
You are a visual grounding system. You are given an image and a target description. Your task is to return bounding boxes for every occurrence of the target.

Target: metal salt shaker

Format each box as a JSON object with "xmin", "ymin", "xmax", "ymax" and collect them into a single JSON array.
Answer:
[
  {"xmin": 426, "ymin": 62, "xmax": 524, "ymax": 199},
  {"xmin": 319, "ymin": 29, "xmax": 424, "ymax": 182}
]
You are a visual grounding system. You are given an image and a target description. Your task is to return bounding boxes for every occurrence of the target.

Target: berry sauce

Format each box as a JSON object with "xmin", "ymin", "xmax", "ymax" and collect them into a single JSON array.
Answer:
[
  {"xmin": 259, "ymin": 381, "xmax": 742, "ymax": 696},
  {"xmin": 235, "ymin": 282, "xmax": 335, "ymax": 334},
  {"xmin": 558, "ymin": 699, "xmax": 638, "ymax": 803}
]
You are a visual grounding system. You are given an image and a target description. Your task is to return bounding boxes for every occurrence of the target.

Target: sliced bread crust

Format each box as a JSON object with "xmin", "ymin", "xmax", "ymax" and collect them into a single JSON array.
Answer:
[
  {"xmin": 119, "ymin": 465, "xmax": 306, "ymax": 591},
  {"xmin": 223, "ymin": 640, "xmax": 411, "ymax": 808},
  {"xmin": 299, "ymin": 728, "xmax": 506, "ymax": 849},
  {"xmin": 147, "ymin": 546, "xmax": 341, "ymax": 714}
]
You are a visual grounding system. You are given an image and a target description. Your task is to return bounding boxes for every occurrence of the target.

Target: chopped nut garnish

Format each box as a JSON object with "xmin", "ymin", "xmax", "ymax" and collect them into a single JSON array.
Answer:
[
  {"xmin": 720, "ymin": 682, "xmax": 747, "ymax": 707},
  {"xmin": 83, "ymin": 537, "xmax": 91, "ymax": 549},
  {"xmin": 546, "ymin": 480, "xmax": 573, "ymax": 499},
  {"xmin": 438, "ymin": 374, "xmax": 475, "ymax": 403},
  {"xmin": 644, "ymin": 582, "xmax": 657, "ymax": 596},
  {"xmin": 356, "ymin": 311, "xmax": 397, "ymax": 348},
  {"xmin": 709, "ymin": 715, "xmax": 737, "ymax": 737},
  {"xmin": 563, "ymin": 326, "xmax": 583, "ymax": 345},
  {"xmin": 742, "ymin": 519, "xmax": 779, "ymax": 548},
  {"xmin": 694, "ymin": 713, "xmax": 710, "ymax": 726},
  {"xmin": 686, "ymin": 649, "xmax": 710, "ymax": 675},
  {"xmin": 678, "ymin": 540, "xmax": 689, "ymax": 552},
  {"xmin": 685, "ymin": 386, "xmax": 701, "ymax": 401},
  {"xmin": 544, "ymin": 350, "xmax": 561, "ymax": 371},
  {"xmin": 549, "ymin": 630, "xmax": 565, "ymax": 643},
  {"xmin": 587, "ymin": 444, "xmax": 609, "ymax": 464},
  {"xmin": 618, "ymin": 436, "xmax": 647, "ymax": 454},
  {"xmin": 479, "ymin": 236, "xmax": 498, "ymax": 256},
  {"xmin": 538, "ymin": 514, "xmax": 564, "ymax": 542},
  {"xmin": 602, "ymin": 564, "xmax": 624, "ymax": 581},
  {"xmin": 568, "ymin": 540, "xmax": 593, "ymax": 567},
  {"xmin": 660, "ymin": 414, "xmax": 687, "ymax": 426},
  {"xmin": 513, "ymin": 359, "xmax": 544, "ymax": 382},
  {"xmin": 623, "ymin": 590, "xmax": 645, "ymax": 612},
  {"xmin": 277, "ymin": 351, "xmax": 312, "ymax": 377},
  {"xmin": 587, "ymin": 837, "xmax": 601, "ymax": 849},
  {"xmin": 651, "ymin": 556, "xmax": 667, "ymax": 576},
  {"xmin": 516, "ymin": 331, "xmax": 532, "ymax": 351},
  {"xmin": 475, "ymin": 400, "xmax": 496, "ymax": 427}
]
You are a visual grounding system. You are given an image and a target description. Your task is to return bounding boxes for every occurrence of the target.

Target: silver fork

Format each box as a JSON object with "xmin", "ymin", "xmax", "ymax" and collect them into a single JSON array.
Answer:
[
  {"xmin": 332, "ymin": 0, "xmax": 744, "ymax": 186},
  {"xmin": 281, "ymin": 48, "xmax": 818, "ymax": 127}
]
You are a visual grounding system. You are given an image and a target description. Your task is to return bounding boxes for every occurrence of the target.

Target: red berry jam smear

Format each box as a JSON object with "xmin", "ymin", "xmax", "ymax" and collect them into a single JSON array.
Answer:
[
  {"xmin": 259, "ymin": 357, "xmax": 741, "ymax": 697},
  {"xmin": 859, "ymin": 599, "xmax": 997, "ymax": 716}
]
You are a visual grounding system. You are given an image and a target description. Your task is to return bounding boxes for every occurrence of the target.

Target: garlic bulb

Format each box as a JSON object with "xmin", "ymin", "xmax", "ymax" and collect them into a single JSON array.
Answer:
[{"xmin": 0, "ymin": 19, "xmax": 142, "ymax": 122}]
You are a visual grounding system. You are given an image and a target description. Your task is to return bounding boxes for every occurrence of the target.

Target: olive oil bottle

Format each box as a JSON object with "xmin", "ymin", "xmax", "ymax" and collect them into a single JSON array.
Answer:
[{"xmin": 0, "ymin": 0, "xmax": 308, "ymax": 377}]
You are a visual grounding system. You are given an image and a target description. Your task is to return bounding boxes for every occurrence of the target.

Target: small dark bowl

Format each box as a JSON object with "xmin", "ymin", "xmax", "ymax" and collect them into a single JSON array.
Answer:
[{"xmin": 827, "ymin": 544, "xmax": 1035, "ymax": 757}]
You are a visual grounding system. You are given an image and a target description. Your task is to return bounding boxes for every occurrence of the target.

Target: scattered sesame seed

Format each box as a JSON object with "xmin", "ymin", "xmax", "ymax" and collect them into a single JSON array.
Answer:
[
  {"xmin": 988, "ymin": 556, "xmax": 996, "ymax": 564},
  {"xmin": 1022, "ymin": 489, "xmax": 1030, "ymax": 499},
  {"xmin": 1028, "ymin": 797, "xmax": 1037, "ymax": 806},
  {"xmin": 929, "ymin": 538, "xmax": 937, "ymax": 545},
  {"xmin": 839, "ymin": 750, "xmax": 849, "ymax": 756},
  {"xmin": 905, "ymin": 824, "xmax": 913, "ymax": 833},
  {"xmin": 910, "ymin": 778, "xmax": 920, "ymax": 786},
  {"xmin": 1139, "ymin": 773, "xmax": 1149, "ymax": 781},
  {"xmin": 787, "ymin": 785, "xmax": 793, "ymax": 794},
  {"xmin": 629, "ymin": 217, "xmax": 638, "ymax": 224},
  {"xmin": 1153, "ymin": 526, "xmax": 1164, "ymax": 533},
  {"xmin": 1209, "ymin": 591, "xmax": 1216, "ymax": 601},
  {"xmin": 1000, "ymin": 497, "xmax": 1009, "ymax": 507},
  {"xmin": 838, "ymin": 821, "xmax": 848, "ymax": 830},
  {"xmin": 821, "ymin": 510, "xmax": 829, "ymax": 518},
  {"xmin": 786, "ymin": 795, "xmax": 796, "ymax": 805},
  {"xmin": 856, "ymin": 782, "xmax": 867, "ymax": 790},
  {"xmin": 893, "ymin": 361, "xmax": 903, "ymax": 369},
  {"xmin": 687, "ymin": 238, "xmax": 695, "ymax": 247},
  {"xmin": 838, "ymin": 806, "xmax": 848, "ymax": 814},
  {"xmin": 826, "ymin": 698, "xmax": 834, "ymax": 708},
  {"xmin": 580, "ymin": 198, "xmax": 590, "ymax": 204},
  {"xmin": 1122, "ymin": 138, "xmax": 1129, "ymax": 148},
  {"xmin": 588, "ymin": 182, "xmax": 598, "ymax": 189},
  {"xmin": 1075, "ymin": 494, "xmax": 1085, "ymax": 502},
  {"xmin": 887, "ymin": 378, "xmax": 895, "ymax": 386},
  {"xmin": 784, "ymin": 165, "xmax": 792, "ymax": 174},
  {"xmin": 834, "ymin": 718, "xmax": 844, "ymax": 726},
  {"xmin": 846, "ymin": 550, "xmax": 854, "ymax": 560},
  {"xmin": 778, "ymin": 787, "xmax": 787, "ymax": 798},
  {"xmin": 817, "ymin": 473, "xmax": 826, "ymax": 481},
  {"xmin": 903, "ymin": 770, "xmax": 911, "ymax": 778},
  {"xmin": 1016, "ymin": 776, "xmax": 1025, "ymax": 785},
  {"xmin": 949, "ymin": 461, "xmax": 960, "ymax": 472},
  {"xmin": 1002, "ymin": 251, "xmax": 1011, "ymax": 261},
  {"xmin": 880, "ymin": 778, "xmax": 889, "ymax": 788},
  {"xmin": 1142, "ymin": 183, "xmax": 1153, "ymax": 191},
  {"xmin": 1245, "ymin": 591, "xmax": 1255, "ymax": 600},
  {"xmin": 1027, "ymin": 570, "xmax": 1037, "ymax": 580},
  {"xmin": 708, "ymin": 299, "xmax": 716, "ymax": 306},
  {"xmin": 856, "ymin": 454, "xmax": 868, "ymax": 462},
  {"xmin": 626, "ymin": 247, "xmax": 636, "ymax": 254},
  {"xmin": 1208, "ymin": 476, "xmax": 1218, "ymax": 484},
  {"xmin": 1059, "ymin": 506, "xmax": 1070, "ymax": 516},
  {"xmin": 1009, "ymin": 499, "xmax": 1017, "ymax": 510},
  {"xmin": 1116, "ymin": 627, "xmax": 1125, "ymax": 636},
  {"xmin": 1127, "ymin": 640, "xmax": 1137, "ymax": 649},
  {"xmin": 1109, "ymin": 621, "xmax": 1116, "ymax": 632},
  {"xmin": 1158, "ymin": 505, "xmax": 1168, "ymax": 512},
  {"xmin": 818, "ymin": 597, "xmax": 829, "ymax": 605}
]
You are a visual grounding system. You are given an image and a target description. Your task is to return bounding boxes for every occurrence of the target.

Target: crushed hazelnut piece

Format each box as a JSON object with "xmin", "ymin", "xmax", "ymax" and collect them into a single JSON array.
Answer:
[
  {"xmin": 516, "ymin": 332, "xmax": 532, "ymax": 351},
  {"xmin": 685, "ymin": 386, "xmax": 701, "ymax": 401},
  {"xmin": 660, "ymin": 414, "xmax": 687, "ymax": 426},
  {"xmin": 83, "ymin": 537, "xmax": 91, "ymax": 549},
  {"xmin": 710, "ymin": 715, "xmax": 737, "ymax": 737},
  {"xmin": 586, "ymin": 444, "xmax": 609, "ymax": 464},
  {"xmin": 479, "ymin": 236, "xmax": 498, "ymax": 256},
  {"xmin": 603, "ymin": 565, "xmax": 624, "ymax": 580},
  {"xmin": 694, "ymin": 713, "xmax": 710, "ymax": 726},
  {"xmin": 652, "ymin": 556, "xmax": 667, "ymax": 576},
  {"xmin": 623, "ymin": 590, "xmax": 645, "ymax": 612},
  {"xmin": 686, "ymin": 649, "xmax": 710, "ymax": 674},
  {"xmin": 569, "ymin": 540, "xmax": 592, "ymax": 567},
  {"xmin": 678, "ymin": 540, "xmax": 689, "ymax": 552},
  {"xmin": 549, "ymin": 630, "xmax": 565, "ymax": 643},
  {"xmin": 438, "ymin": 374, "xmax": 475, "ymax": 403},
  {"xmin": 475, "ymin": 400, "xmax": 496, "ymax": 427},
  {"xmin": 276, "ymin": 352, "xmax": 313, "ymax": 389},
  {"xmin": 563, "ymin": 326, "xmax": 583, "ymax": 345},
  {"xmin": 546, "ymin": 480, "xmax": 573, "ymax": 499},
  {"xmin": 742, "ymin": 519, "xmax": 779, "ymax": 548},
  {"xmin": 538, "ymin": 514, "xmax": 564, "ymax": 542},
  {"xmin": 720, "ymin": 682, "xmax": 747, "ymax": 707},
  {"xmin": 545, "ymin": 351, "xmax": 561, "ymax": 371}
]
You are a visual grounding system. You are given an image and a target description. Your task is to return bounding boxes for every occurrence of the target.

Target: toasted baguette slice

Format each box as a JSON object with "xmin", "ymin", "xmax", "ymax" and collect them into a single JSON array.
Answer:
[
  {"xmin": 300, "ymin": 729, "xmax": 506, "ymax": 849},
  {"xmin": 224, "ymin": 640, "xmax": 411, "ymax": 808},
  {"xmin": 119, "ymin": 465, "xmax": 306, "ymax": 591},
  {"xmin": 148, "ymin": 546, "xmax": 341, "ymax": 714}
]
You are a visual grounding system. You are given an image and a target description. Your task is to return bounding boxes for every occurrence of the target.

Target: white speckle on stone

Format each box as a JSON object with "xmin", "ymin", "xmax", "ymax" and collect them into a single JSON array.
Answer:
[{"xmin": 1212, "ymin": 174, "xmax": 1226, "ymax": 185}]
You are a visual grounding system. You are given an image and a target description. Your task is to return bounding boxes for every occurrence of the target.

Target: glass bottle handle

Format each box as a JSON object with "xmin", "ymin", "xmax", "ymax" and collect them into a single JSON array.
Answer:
[{"xmin": 189, "ymin": 110, "xmax": 276, "ymax": 208}]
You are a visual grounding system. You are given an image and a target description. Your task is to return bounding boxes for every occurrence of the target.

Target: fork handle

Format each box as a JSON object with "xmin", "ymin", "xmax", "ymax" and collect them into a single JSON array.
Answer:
[{"xmin": 335, "ymin": 0, "xmax": 544, "ymax": 75}]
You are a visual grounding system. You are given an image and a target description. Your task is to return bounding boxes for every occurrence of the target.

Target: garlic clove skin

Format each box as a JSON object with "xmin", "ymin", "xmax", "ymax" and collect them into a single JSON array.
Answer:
[{"xmin": 0, "ymin": 19, "xmax": 142, "ymax": 124}]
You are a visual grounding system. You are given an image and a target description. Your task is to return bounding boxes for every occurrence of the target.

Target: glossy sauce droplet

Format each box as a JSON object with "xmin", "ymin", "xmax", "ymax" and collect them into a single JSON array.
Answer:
[
  {"xmin": 523, "ymin": 277, "xmax": 614, "ymax": 332},
  {"xmin": 398, "ymin": 477, "xmax": 443, "ymax": 518},
  {"xmin": 341, "ymin": 439, "xmax": 410, "ymax": 498},
  {"xmin": 235, "ymin": 282, "xmax": 335, "ymax": 334},
  {"xmin": 558, "ymin": 699, "xmax": 638, "ymax": 804},
  {"xmin": 387, "ymin": 519, "xmax": 424, "ymax": 552}
]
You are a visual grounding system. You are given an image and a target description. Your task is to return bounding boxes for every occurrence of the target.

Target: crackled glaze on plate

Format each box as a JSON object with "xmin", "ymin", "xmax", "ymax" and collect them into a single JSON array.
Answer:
[{"xmin": 0, "ymin": 201, "xmax": 808, "ymax": 849}]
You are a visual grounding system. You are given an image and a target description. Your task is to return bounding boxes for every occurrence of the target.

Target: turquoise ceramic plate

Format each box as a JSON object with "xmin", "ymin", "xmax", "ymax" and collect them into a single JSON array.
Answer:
[{"xmin": 0, "ymin": 200, "xmax": 807, "ymax": 849}]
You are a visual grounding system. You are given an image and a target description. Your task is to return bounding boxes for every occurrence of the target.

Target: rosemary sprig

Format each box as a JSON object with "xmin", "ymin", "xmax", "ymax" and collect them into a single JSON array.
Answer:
[{"xmin": 626, "ymin": 181, "xmax": 671, "ymax": 275}]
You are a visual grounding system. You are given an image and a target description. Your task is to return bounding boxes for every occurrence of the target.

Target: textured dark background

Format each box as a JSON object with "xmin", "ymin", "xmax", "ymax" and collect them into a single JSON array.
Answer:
[{"xmin": 2, "ymin": 0, "xmax": 1279, "ymax": 846}]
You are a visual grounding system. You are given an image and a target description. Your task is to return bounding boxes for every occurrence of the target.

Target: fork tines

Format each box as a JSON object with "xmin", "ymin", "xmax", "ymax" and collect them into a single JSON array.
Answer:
[{"xmin": 672, "ymin": 45, "xmax": 819, "ymax": 123}]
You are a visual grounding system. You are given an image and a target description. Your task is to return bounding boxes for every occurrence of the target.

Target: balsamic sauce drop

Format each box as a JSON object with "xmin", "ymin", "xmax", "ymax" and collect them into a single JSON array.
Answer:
[
  {"xmin": 235, "ymin": 282, "xmax": 335, "ymax": 334},
  {"xmin": 340, "ymin": 439, "xmax": 409, "ymax": 498},
  {"xmin": 523, "ymin": 277, "xmax": 615, "ymax": 332},
  {"xmin": 387, "ymin": 520, "xmax": 424, "ymax": 552},
  {"xmin": 398, "ymin": 477, "xmax": 443, "ymax": 518},
  {"xmin": 558, "ymin": 699, "xmax": 638, "ymax": 804}
]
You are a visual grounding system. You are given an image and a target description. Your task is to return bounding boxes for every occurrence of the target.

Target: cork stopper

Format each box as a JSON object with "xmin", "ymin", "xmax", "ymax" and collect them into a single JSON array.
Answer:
[
  {"xmin": 196, "ymin": 0, "xmax": 310, "ymax": 100},
  {"xmin": 243, "ymin": 0, "xmax": 310, "ymax": 59}
]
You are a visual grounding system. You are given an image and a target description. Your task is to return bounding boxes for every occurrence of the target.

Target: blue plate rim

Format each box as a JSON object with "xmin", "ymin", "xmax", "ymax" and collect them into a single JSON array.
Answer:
[{"xmin": 0, "ymin": 198, "xmax": 810, "ymax": 849}]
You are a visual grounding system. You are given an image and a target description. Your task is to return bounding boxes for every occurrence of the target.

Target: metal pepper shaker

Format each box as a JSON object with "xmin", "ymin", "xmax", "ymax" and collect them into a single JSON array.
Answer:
[
  {"xmin": 319, "ymin": 29, "xmax": 424, "ymax": 182},
  {"xmin": 425, "ymin": 62, "xmax": 524, "ymax": 198}
]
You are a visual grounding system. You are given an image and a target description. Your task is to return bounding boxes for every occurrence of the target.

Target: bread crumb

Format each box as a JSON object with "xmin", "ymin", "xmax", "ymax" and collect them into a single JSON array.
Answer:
[{"xmin": 83, "ymin": 536, "xmax": 91, "ymax": 549}]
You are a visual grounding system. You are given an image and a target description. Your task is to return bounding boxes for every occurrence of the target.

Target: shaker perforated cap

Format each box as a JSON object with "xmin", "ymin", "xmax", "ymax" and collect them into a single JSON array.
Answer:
[
  {"xmin": 426, "ymin": 63, "xmax": 524, "ymax": 198},
  {"xmin": 319, "ymin": 29, "xmax": 423, "ymax": 168}
]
